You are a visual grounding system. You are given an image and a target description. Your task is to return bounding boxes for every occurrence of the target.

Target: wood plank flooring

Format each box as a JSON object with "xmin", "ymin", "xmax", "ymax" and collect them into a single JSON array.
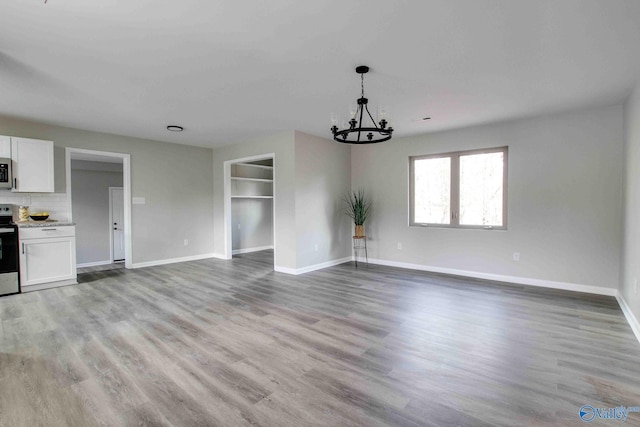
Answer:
[
  {"xmin": 1, "ymin": 250, "xmax": 639, "ymax": 426},
  {"xmin": 77, "ymin": 262, "xmax": 126, "ymax": 274}
]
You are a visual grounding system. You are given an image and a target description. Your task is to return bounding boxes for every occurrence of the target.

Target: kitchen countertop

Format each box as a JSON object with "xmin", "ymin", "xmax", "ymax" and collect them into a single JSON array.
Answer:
[{"xmin": 15, "ymin": 221, "xmax": 76, "ymax": 228}]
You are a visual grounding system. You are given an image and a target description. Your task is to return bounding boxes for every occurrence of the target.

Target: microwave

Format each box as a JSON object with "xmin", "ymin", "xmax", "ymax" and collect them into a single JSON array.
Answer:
[{"xmin": 0, "ymin": 158, "xmax": 12, "ymax": 189}]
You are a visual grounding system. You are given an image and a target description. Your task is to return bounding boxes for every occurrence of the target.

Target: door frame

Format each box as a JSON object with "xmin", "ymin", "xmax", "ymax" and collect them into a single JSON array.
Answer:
[
  {"xmin": 109, "ymin": 186, "xmax": 124, "ymax": 263},
  {"xmin": 65, "ymin": 148, "xmax": 132, "ymax": 269},
  {"xmin": 223, "ymin": 153, "xmax": 275, "ymax": 264}
]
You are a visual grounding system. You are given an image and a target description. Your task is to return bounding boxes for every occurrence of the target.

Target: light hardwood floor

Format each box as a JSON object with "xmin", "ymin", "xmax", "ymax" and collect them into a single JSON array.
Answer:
[{"xmin": 1, "ymin": 250, "xmax": 639, "ymax": 426}]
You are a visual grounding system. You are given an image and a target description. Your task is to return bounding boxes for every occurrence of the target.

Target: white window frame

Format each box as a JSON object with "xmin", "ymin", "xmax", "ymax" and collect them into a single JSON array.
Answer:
[{"xmin": 409, "ymin": 146, "xmax": 508, "ymax": 229}]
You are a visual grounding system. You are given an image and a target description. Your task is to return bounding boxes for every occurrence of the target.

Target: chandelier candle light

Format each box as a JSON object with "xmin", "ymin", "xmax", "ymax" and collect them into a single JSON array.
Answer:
[{"xmin": 331, "ymin": 66, "xmax": 393, "ymax": 144}]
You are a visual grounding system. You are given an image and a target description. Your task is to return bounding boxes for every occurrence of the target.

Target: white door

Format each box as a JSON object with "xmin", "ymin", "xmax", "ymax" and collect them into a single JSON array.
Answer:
[{"xmin": 110, "ymin": 187, "xmax": 125, "ymax": 261}]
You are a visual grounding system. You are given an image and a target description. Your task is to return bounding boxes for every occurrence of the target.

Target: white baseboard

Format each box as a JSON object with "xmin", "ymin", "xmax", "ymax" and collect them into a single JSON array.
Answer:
[
  {"xmin": 22, "ymin": 279, "xmax": 78, "ymax": 292},
  {"xmin": 232, "ymin": 245, "xmax": 274, "ymax": 255},
  {"xmin": 131, "ymin": 253, "xmax": 217, "ymax": 269},
  {"xmin": 76, "ymin": 260, "xmax": 113, "ymax": 268},
  {"xmin": 211, "ymin": 253, "xmax": 229, "ymax": 260},
  {"xmin": 616, "ymin": 294, "xmax": 640, "ymax": 344},
  {"xmin": 275, "ymin": 256, "xmax": 352, "ymax": 275},
  {"xmin": 365, "ymin": 257, "xmax": 618, "ymax": 296},
  {"xmin": 274, "ymin": 265, "xmax": 297, "ymax": 275}
]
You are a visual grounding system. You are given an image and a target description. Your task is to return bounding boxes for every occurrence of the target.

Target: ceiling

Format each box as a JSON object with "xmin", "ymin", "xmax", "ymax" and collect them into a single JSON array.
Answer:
[{"xmin": 2, "ymin": 0, "xmax": 640, "ymax": 149}]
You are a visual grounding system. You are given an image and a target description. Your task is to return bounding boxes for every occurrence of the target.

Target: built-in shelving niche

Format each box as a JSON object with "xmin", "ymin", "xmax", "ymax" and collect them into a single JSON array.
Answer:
[
  {"xmin": 230, "ymin": 158, "xmax": 274, "ymax": 256},
  {"xmin": 230, "ymin": 161, "xmax": 273, "ymax": 198}
]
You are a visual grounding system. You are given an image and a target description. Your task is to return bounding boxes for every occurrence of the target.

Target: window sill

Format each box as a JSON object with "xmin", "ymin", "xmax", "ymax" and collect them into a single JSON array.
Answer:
[{"xmin": 410, "ymin": 224, "xmax": 507, "ymax": 231}]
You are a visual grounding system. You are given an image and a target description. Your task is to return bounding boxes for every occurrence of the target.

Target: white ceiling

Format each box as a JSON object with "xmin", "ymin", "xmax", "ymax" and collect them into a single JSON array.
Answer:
[{"xmin": 2, "ymin": 0, "xmax": 640, "ymax": 148}]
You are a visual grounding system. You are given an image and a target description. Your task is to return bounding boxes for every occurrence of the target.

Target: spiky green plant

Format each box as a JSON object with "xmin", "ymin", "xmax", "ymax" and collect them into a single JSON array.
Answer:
[{"xmin": 344, "ymin": 189, "xmax": 372, "ymax": 226}]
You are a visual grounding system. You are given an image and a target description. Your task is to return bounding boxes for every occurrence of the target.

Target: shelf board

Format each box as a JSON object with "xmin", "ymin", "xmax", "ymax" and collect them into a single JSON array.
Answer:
[
  {"xmin": 231, "ymin": 177, "xmax": 273, "ymax": 183},
  {"xmin": 231, "ymin": 195, "xmax": 274, "ymax": 199},
  {"xmin": 235, "ymin": 163, "xmax": 273, "ymax": 170}
]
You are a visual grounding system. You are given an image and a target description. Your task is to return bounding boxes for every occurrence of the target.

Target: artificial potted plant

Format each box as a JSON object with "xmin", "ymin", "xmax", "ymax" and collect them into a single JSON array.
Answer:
[{"xmin": 345, "ymin": 189, "xmax": 372, "ymax": 237}]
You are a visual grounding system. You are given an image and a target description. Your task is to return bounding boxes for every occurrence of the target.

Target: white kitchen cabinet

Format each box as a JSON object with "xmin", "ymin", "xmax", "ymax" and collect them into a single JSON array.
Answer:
[
  {"xmin": 19, "ymin": 226, "xmax": 77, "ymax": 291},
  {"xmin": 11, "ymin": 137, "xmax": 55, "ymax": 192},
  {"xmin": 0, "ymin": 136, "xmax": 11, "ymax": 158}
]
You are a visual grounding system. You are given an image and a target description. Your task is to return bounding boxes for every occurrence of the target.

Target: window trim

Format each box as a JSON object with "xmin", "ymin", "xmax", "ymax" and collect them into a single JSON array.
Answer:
[{"xmin": 409, "ymin": 146, "xmax": 508, "ymax": 230}]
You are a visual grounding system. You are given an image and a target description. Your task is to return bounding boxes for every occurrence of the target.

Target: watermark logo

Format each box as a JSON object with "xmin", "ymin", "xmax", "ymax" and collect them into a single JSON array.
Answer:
[
  {"xmin": 579, "ymin": 406, "xmax": 596, "ymax": 422},
  {"xmin": 579, "ymin": 405, "xmax": 640, "ymax": 423}
]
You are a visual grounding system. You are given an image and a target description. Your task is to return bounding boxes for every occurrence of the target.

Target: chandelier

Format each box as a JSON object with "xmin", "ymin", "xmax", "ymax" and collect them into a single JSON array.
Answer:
[{"xmin": 331, "ymin": 66, "xmax": 393, "ymax": 144}]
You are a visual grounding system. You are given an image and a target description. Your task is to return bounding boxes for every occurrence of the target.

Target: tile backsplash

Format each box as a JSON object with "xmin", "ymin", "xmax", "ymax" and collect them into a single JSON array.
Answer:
[{"xmin": 0, "ymin": 191, "xmax": 68, "ymax": 221}]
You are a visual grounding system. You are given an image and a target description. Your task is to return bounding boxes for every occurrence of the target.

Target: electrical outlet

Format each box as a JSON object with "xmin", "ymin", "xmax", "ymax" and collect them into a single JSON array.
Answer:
[
  {"xmin": 184, "ymin": 239, "xmax": 189, "ymax": 246},
  {"xmin": 237, "ymin": 224, "xmax": 241, "ymax": 229},
  {"xmin": 397, "ymin": 242, "xmax": 402, "ymax": 250},
  {"xmin": 314, "ymin": 244, "xmax": 319, "ymax": 252},
  {"xmin": 513, "ymin": 252, "xmax": 520, "ymax": 261}
]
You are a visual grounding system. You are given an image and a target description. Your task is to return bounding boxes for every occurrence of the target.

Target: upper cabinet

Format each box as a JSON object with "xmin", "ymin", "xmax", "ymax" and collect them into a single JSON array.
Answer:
[
  {"xmin": 11, "ymin": 137, "xmax": 55, "ymax": 193},
  {"xmin": 0, "ymin": 136, "xmax": 11, "ymax": 158}
]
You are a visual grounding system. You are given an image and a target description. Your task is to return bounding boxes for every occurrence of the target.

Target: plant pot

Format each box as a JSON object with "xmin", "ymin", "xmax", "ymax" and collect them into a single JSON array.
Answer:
[{"xmin": 354, "ymin": 225, "xmax": 365, "ymax": 237}]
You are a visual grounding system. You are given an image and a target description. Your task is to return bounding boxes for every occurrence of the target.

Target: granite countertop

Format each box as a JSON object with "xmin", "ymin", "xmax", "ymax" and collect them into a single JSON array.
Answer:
[{"xmin": 15, "ymin": 221, "xmax": 76, "ymax": 228}]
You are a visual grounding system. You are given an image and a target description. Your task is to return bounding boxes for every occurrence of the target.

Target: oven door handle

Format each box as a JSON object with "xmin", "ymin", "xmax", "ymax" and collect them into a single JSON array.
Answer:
[{"xmin": 0, "ymin": 229, "xmax": 15, "ymax": 234}]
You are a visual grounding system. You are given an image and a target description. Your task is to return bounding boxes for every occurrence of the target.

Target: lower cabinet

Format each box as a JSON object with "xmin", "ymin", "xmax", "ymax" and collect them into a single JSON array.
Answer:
[{"xmin": 19, "ymin": 226, "xmax": 77, "ymax": 291}]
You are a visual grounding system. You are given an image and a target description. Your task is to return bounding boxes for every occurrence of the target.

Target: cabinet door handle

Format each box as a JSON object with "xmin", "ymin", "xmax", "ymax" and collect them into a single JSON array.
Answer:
[
  {"xmin": 42, "ymin": 229, "xmax": 57, "ymax": 231},
  {"xmin": 13, "ymin": 178, "xmax": 16, "ymax": 189},
  {"xmin": 22, "ymin": 243, "xmax": 25, "ymax": 254}
]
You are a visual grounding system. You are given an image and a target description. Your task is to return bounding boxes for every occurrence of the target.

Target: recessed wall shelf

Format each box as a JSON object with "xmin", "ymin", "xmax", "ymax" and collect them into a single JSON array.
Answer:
[
  {"xmin": 236, "ymin": 163, "xmax": 273, "ymax": 170},
  {"xmin": 231, "ymin": 177, "xmax": 273, "ymax": 183},
  {"xmin": 230, "ymin": 160, "xmax": 274, "ymax": 198}
]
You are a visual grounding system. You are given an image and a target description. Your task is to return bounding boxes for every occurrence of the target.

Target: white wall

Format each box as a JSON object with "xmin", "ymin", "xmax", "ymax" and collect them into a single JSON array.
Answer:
[
  {"xmin": 622, "ymin": 83, "xmax": 640, "ymax": 324},
  {"xmin": 232, "ymin": 199, "xmax": 273, "ymax": 252},
  {"xmin": 0, "ymin": 116, "xmax": 215, "ymax": 265},
  {"xmin": 71, "ymin": 160, "xmax": 123, "ymax": 265},
  {"xmin": 294, "ymin": 131, "xmax": 352, "ymax": 268},
  {"xmin": 351, "ymin": 105, "xmax": 624, "ymax": 291}
]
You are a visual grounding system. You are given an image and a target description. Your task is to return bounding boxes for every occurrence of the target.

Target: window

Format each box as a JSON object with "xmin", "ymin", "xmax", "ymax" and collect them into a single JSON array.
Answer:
[{"xmin": 410, "ymin": 147, "xmax": 507, "ymax": 229}]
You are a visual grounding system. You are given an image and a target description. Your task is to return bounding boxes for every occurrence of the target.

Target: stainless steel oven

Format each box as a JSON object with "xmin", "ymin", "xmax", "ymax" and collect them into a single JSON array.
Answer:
[{"xmin": 0, "ymin": 205, "xmax": 19, "ymax": 296}]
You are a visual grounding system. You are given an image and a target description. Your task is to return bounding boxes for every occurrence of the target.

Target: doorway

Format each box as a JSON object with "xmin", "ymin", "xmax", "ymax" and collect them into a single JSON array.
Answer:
[
  {"xmin": 65, "ymin": 148, "xmax": 132, "ymax": 269},
  {"xmin": 223, "ymin": 153, "xmax": 275, "ymax": 266}
]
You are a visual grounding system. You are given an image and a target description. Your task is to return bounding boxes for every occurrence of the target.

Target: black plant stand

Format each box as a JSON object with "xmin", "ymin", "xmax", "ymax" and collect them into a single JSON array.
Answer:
[{"xmin": 352, "ymin": 236, "xmax": 368, "ymax": 267}]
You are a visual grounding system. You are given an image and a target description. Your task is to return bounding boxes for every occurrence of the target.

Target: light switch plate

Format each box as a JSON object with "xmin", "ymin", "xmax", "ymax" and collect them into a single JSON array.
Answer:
[{"xmin": 132, "ymin": 197, "xmax": 146, "ymax": 205}]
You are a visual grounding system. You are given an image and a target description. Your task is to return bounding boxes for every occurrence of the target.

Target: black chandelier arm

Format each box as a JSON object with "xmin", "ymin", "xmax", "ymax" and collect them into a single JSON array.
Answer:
[
  {"xmin": 364, "ymin": 104, "xmax": 380, "ymax": 131},
  {"xmin": 357, "ymin": 103, "xmax": 365, "ymax": 142}
]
